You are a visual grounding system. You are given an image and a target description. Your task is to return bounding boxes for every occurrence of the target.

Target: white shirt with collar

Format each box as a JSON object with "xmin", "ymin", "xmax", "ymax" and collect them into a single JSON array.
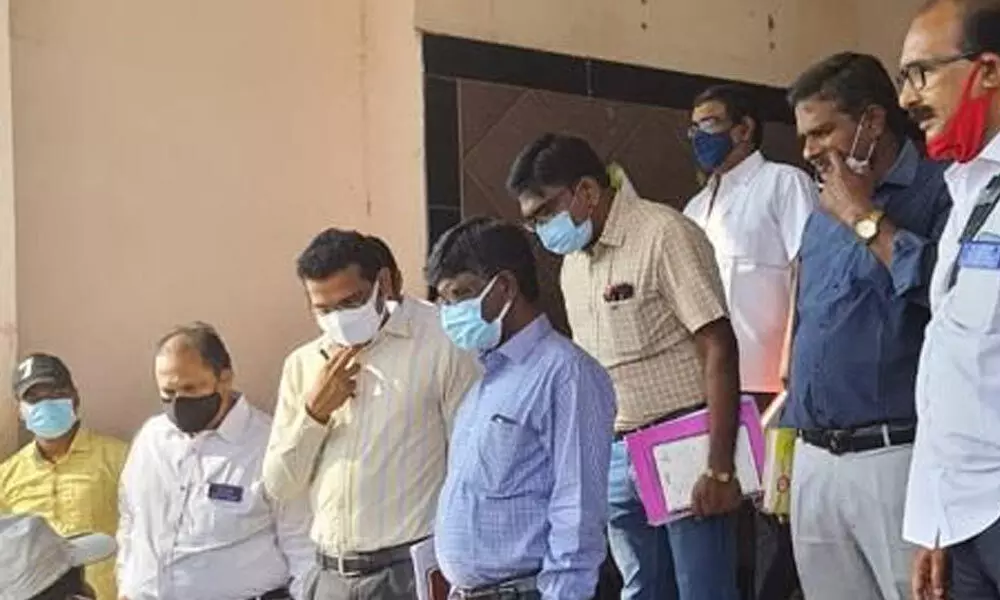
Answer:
[
  {"xmin": 117, "ymin": 396, "xmax": 315, "ymax": 600},
  {"xmin": 684, "ymin": 151, "xmax": 818, "ymax": 393},
  {"xmin": 904, "ymin": 133, "xmax": 1000, "ymax": 549}
]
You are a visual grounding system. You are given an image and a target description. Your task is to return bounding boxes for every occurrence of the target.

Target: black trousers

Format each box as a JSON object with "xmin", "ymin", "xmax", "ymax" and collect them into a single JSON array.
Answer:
[
  {"xmin": 737, "ymin": 500, "xmax": 802, "ymax": 600},
  {"xmin": 952, "ymin": 516, "xmax": 1000, "ymax": 599}
]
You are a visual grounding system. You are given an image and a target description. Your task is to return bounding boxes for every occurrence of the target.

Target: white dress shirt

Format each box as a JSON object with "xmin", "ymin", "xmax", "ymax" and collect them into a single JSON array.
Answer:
[
  {"xmin": 684, "ymin": 151, "xmax": 817, "ymax": 393},
  {"xmin": 117, "ymin": 396, "xmax": 315, "ymax": 600},
  {"xmin": 904, "ymin": 133, "xmax": 1000, "ymax": 549}
]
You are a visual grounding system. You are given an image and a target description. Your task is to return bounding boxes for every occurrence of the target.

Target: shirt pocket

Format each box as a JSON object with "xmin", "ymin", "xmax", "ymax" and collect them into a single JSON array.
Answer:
[
  {"xmin": 188, "ymin": 481, "xmax": 269, "ymax": 544},
  {"xmin": 474, "ymin": 417, "xmax": 532, "ymax": 496},
  {"xmin": 948, "ymin": 267, "xmax": 1000, "ymax": 333},
  {"xmin": 603, "ymin": 297, "xmax": 649, "ymax": 361}
]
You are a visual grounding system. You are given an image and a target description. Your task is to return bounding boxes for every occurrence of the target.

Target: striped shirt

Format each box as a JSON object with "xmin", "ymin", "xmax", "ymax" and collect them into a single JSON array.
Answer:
[
  {"xmin": 435, "ymin": 316, "xmax": 615, "ymax": 599},
  {"xmin": 262, "ymin": 297, "xmax": 481, "ymax": 554}
]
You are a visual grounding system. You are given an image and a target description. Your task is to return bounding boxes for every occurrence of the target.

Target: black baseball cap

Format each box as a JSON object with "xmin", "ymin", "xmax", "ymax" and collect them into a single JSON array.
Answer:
[{"xmin": 13, "ymin": 354, "xmax": 75, "ymax": 399}]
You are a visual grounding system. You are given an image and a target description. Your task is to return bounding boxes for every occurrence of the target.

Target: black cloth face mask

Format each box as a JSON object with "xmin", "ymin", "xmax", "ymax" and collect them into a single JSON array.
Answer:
[{"xmin": 165, "ymin": 392, "xmax": 223, "ymax": 433}]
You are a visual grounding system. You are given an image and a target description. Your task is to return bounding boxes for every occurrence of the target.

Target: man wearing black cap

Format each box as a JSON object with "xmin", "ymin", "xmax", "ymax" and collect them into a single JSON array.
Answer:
[{"xmin": 0, "ymin": 353, "xmax": 129, "ymax": 600}]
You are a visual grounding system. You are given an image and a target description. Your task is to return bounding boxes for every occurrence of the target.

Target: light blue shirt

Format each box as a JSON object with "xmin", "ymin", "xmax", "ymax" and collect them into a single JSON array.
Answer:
[
  {"xmin": 905, "ymin": 133, "xmax": 1000, "ymax": 549},
  {"xmin": 434, "ymin": 316, "xmax": 616, "ymax": 600}
]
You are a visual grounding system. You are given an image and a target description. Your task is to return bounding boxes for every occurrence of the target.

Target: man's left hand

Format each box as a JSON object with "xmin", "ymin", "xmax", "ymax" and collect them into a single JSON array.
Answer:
[
  {"xmin": 690, "ymin": 474, "xmax": 742, "ymax": 518},
  {"xmin": 819, "ymin": 151, "xmax": 877, "ymax": 226}
]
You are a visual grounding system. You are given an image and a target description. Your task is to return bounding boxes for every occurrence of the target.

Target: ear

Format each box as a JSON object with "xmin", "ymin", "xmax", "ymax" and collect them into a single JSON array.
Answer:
[
  {"xmin": 219, "ymin": 368, "xmax": 235, "ymax": 388},
  {"xmin": 980, "ymin": 53, "xmax": 1000, "ymax": 90},
  {"xmin": 735, "ymin": 116, "xmax": 755, "ymax": 145},
  {"xmin": 865, "ymin": 105, "xmax": 888, "ymax": 138},
  {"xmin": 497, "ymin": 270, "xmax": 521, "ymax": 302},
  {"xmin": 576, "ymin": 176, "xmax": 603, "ymax": 207}
]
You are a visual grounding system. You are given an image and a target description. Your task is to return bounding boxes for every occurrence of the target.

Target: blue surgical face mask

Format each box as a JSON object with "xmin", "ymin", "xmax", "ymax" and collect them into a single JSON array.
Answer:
[
  {"xmin": 440, "ymin": 277, "xmax": 513, "ymax": 351},
  {"xmin": 536, "ymin": 211, "xmax": 593, "ymax": 255},
  {"xmin": 692, "ymin": 129, "xmax": 734, "ymax": 172},
  {"xmin": 20, "ymin": 398, "xmax": 77, "ymax": 440}
]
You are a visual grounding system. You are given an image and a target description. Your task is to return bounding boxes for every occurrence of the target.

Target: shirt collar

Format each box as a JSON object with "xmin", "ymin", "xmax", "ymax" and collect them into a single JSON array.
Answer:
[
  {"xmin": 32, "ymin": 426, "xmax": 91, "ymax": 465},
  {"xmin": 210, "ymin": 394, "xmax": 252, "ymax": 444},
  {"xmin": 879, "ymin": 139, "xmax": 920, "ymax": 188},
  {"xmin": 483, "ymin": 315, "xmax": 554, "ymax": 365},
  {"xmin": 944, "ymin": 132, "xmax": 1000, "ymax": 188},
  {"xmin": 719, "ymin": 151, "xmax": 765, "ymax": 187},
  {"xmin": 598, "ymin": 169, "xmax": 640, "ymax": 248}
]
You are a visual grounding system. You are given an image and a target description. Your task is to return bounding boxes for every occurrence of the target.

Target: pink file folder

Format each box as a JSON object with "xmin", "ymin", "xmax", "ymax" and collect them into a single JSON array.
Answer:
[{"xmin": 623, "ymin": 396, "xmax": 766, "ymax": 525}]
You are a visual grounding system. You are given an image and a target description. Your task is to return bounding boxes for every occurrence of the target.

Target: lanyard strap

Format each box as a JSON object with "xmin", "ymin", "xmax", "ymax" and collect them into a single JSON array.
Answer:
[{"xmin": 947, "ymin": 174, "xmax": 1000, "ymax": 291}]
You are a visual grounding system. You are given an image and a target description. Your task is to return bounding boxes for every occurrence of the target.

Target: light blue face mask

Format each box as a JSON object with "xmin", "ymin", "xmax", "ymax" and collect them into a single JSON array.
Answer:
[
  {"xmin": 535, "ymin": 211, "xmax": 594, "ymax": 255},
  {"xmin": 19, "ymin": 398, "xmax": 77, "ymax": 440},
  {"xmin": 440, "ymin": 277, "xmax": 513, "ymax": 351}
]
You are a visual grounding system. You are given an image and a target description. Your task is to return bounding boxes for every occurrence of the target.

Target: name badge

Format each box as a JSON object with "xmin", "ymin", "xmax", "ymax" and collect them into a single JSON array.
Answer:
[
  {"xmin": 207, "ymin": 483, "xmax": 244, "ymax": 503},
  {"xmin": 959, "ymin": 241, "xmax": 1000, "ymax": 271}
]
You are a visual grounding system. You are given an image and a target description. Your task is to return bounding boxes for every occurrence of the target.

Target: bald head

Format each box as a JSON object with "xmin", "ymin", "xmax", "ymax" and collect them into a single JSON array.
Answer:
[
  {"xmin": 155, "ymin": 322, "xmax": 232, "ymax": 376},
  {"xmin": 901, "ymin": 0, "xmax": 1000, "ymax": 148}
]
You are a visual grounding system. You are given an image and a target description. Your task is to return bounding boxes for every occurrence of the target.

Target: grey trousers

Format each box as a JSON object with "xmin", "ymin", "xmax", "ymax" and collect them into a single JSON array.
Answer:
[
  {"xmin": 790, "ymin": 439, "xmax": 916, "ymax": 600},
  {"xmin": 303, "ymin": 559, "xmax": 417, "ymax": 600}
]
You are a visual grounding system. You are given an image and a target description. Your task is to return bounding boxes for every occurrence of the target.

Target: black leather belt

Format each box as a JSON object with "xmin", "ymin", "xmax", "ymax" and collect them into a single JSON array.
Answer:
[
  {"xmin": 798, "ymin": 423, "xmax": 916, "ymax": 456},
  {"xmin": 248, "ymin": 587, "xmax": 291, "ymax": 600},
  {"xmin": 317, "ymin": 539, "xmax": 424, "ymax": 577},
  {"xmin": 614, "ymin": 403, "xmax": 707, "ymax": 441},
  {"xmin": 452, "ymin": 574, "xmax": 538, "ymax": 599}
]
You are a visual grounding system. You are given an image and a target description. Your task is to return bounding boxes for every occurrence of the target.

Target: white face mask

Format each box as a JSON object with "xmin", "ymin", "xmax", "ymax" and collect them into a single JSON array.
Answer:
[
  {"xmin": 845, "ymin": 113, "xmax": 877, "ymax": 174},
  {"xmin": 317, "ymin": 280, "xmax": 385, "ymax": 347}
]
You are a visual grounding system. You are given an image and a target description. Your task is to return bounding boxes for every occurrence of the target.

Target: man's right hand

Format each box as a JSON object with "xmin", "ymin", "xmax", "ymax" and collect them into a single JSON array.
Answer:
[
  {"xmin": 912, "ymin": 547, "xmax": 948, "ymax": 600},
  {"xmin": 305, "ymin": 345, "xmax": 363, "ymax": 424}
]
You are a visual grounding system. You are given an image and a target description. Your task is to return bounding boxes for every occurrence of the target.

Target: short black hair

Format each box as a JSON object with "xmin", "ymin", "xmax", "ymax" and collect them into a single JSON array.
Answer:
[
  {"xmin": 506, "ymin": 134, "xmax": 610, "ymax": 198},
  {"xmin": 693, "ymin": 84, "xmax": 765, "ymax": 148},
  {"xmin": 156, "ymin": 321, "xmax": 233, "ymax": 376},
  {"xmin": 788, "ymin": 52, "xmax": 912, "ymax": 139},
  {"xmin": 426, "ymin": 217, "xmax": 541, "ymax": 302},
  {"xmin": 296, "ymin": 228, "xmax": 382, "ymax": 283},
  {"xmin": 31, "ymin": 566, "xmax": 87, "ymax": 600},
  {"xmin": 367, "ymin": 235, "xmax": 400, "ymax": 277}
]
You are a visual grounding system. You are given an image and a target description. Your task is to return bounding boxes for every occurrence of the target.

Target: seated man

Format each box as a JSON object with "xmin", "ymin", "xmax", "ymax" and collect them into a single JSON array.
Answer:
[
  {"xmin": 0, "ymin": 513, "xmax": 117, "ymax": 600},
  {"xmin": 426, "ymin": 217, "xmax": 616, "ymax": 600},
  {"xmin": 0, "ymin": 354, "xmax": 128, "ymax": 600},
  {"xmin": 116, "ymin": 322, "xmax": 314, "ymax": 600}
]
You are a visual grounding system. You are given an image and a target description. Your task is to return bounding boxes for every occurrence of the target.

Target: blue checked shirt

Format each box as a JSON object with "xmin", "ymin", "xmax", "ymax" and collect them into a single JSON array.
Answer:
[{"xmin": 434, "ymin": 316, "xmax": 616, "ymax": 600}]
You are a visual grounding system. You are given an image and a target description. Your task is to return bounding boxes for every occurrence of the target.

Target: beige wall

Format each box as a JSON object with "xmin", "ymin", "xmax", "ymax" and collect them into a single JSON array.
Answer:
[
  {"xmin": 10, "ymin": 0, "xmax": 423, "ymax": 441},
  {"xmin": 0, "ymin": 0, "xmax": 17, "ymax": 456},
  {"xmin": 4, "ymin": 0, "xmax": 926, "ymax": 445},
  {"xmin": 416, "ymin": 0, "xmax": 924, "ymax": 87}
]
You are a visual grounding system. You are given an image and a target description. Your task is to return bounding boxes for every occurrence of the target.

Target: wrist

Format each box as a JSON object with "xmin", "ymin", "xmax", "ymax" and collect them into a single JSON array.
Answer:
[{"xmin": 304, "ymin": 403, "xmax": 330, "ymax": 425}]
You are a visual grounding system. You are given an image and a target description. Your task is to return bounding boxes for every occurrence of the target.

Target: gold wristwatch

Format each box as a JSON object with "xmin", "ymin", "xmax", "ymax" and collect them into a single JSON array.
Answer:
[
  {"xmin": 853, "ymin": 209, "xmax": 885, "ymax": 245},
  {"xmin": 703, "ymin": 468, "xmax": 734, "ymax": 484}
]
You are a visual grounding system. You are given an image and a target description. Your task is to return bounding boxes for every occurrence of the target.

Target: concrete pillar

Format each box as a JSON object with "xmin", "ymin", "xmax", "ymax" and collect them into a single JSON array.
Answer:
[{"xmin": 0, "ymin": 0, "xmax": 19, "ymax": 458}]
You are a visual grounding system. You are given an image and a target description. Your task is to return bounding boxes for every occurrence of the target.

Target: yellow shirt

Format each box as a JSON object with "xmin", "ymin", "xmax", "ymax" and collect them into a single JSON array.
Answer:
[
  {"xmin": 263, "ymin": 296, "xmax": 481, "ymax": 555},
  {"xmin": 0, "ymin": 427, "xmax": 129, "ymax": 600}
]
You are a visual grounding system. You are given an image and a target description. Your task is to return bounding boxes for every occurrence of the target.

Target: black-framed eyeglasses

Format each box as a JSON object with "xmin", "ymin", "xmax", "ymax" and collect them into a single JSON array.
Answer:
[
  {"xmin": 897, "ymin": 52, "xmax": 979, "ymax": 91},
  {"xmin": 522, "ymin": 186, "xmax": 575, "ymax": 231}
]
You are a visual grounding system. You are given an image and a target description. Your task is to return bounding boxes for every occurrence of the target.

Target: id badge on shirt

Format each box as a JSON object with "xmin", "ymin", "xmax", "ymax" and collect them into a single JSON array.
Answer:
[
  {"xmin": 207, "ymin": 483, "xmax": 244, "ymax": 503},
  {"xmin": 958, "ymin": 241, "xmax": 1000, "ymax": 271}
]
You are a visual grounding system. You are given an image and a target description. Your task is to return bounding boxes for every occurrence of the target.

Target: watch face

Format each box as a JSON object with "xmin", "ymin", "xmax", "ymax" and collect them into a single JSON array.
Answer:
[{"xmin": 855, "ymin": 219, "xmax": 877, "ymax": 240}]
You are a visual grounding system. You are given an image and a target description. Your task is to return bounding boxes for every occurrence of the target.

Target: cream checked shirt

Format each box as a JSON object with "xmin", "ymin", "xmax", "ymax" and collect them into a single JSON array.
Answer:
[
  {"xmin": 262, "ymin": 297, "xmax": 481, "ymax": 555},
  {"xmin": 562, "ymin": 170, "xmax": 729, "ymax": 432}
]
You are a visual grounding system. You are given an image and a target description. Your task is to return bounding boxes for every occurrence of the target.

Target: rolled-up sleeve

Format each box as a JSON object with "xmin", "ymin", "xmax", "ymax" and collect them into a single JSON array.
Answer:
[{"xmin": 537, "ymin": 356, "xmax": 616, "ymax": 600}]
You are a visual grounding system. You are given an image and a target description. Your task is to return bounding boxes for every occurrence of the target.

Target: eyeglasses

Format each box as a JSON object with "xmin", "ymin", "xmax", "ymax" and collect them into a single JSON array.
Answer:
[
  {"xmin": 897, "ymin": 52, "xmax": 978, "ymax": 91},
  {"xmin": 522, "ymin": 186, "xmax": 574, "ymax": 231}
]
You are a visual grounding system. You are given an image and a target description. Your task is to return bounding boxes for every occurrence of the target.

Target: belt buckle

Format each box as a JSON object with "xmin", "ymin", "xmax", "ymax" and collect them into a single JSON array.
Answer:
[
  {"xmin": 828, "ymin": 431, "xmax": 847, "ymax": 455},
  {"xmin": 495, "ymin": 586, "xmax": 521, "ymax": 600},
  {"xmin": 337, "ymin": 555, "xmax": 363, "ymax": 577}
]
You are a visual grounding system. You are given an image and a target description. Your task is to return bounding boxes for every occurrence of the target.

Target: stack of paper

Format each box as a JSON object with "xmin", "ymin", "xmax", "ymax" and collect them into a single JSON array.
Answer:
[{"xmin": 760, "ymin": 427, "xmax": 796, "ymax": 516}]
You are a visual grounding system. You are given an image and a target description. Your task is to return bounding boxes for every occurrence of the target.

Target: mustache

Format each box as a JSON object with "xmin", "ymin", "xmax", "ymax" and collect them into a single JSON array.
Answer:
[{"xmin": 908, "ymin": 105, "xmax": 935, "ymax": 123}]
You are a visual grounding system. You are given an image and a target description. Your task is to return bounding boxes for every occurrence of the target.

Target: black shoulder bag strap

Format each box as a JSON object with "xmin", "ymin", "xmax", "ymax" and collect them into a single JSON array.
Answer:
[{"xmin": 947, "ymin": 174, "xmax": 1000, "ymax": 291}]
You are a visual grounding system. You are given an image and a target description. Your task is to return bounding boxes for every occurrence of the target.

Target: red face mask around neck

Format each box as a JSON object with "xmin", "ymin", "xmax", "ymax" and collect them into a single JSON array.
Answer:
[{"xmin": 927, "ymin": 63, "xmax": 998, "ymax": 163}]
